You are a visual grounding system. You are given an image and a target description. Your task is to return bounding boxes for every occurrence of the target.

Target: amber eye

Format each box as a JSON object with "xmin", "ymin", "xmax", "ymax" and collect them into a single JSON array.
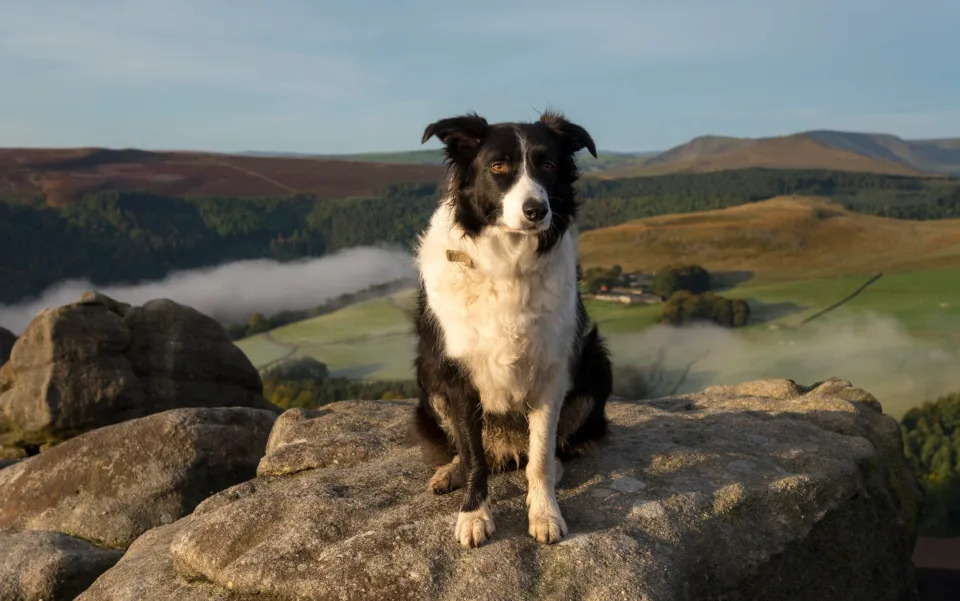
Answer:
[
  {"xmin": 490, "ymin": 162, "xmax": 508, "ymax": 174},
  {"xmin": 542, "ymin": 161, "xmax": 556, "ymax": 172}
]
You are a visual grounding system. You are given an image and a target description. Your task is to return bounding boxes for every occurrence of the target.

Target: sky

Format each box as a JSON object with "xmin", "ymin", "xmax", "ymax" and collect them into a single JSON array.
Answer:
[{"xmin": 1, "ymin": 0, "xmax": 958, "ymax": 154}]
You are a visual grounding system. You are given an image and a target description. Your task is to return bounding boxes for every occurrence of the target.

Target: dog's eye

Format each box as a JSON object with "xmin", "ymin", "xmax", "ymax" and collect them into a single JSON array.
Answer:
[
  {"xmin": 542, "ymin": 161, "xmax": 556, "ymax": 172},
  {"xmin": 490, "ymin": 162, "xmax": 508, "ymax": 174}
]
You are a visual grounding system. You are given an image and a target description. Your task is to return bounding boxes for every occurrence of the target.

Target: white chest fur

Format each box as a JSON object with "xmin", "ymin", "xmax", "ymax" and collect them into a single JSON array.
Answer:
[{"xmin": 416, "ymin": 204, "xmax": 580, "ymax": 414}]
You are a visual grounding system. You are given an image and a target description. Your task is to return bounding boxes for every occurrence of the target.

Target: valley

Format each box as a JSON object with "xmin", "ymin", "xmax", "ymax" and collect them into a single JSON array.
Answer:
[{"xmin": 234, "ymin": 197, "xmax": 960, "ymax": 419}]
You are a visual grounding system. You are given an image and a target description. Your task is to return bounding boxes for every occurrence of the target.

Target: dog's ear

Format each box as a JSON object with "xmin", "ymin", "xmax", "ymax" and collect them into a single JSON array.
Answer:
[
  {"xmin": 539, "ymin": 111, "xmax": 597, "ymax": 158},
  {"xmin": 421, "ymin": 113, "xmax": 489, "ymax": 162}
]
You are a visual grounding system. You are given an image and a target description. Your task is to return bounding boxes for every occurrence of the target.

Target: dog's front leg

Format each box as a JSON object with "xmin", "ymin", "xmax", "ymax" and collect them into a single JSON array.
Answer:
[
  {"xmin": 526, "ymin": 387, "xmax": 567, "ymax": 544},
  {"xmin": 448, "ymin": 381, "xmax": 494, "ymax": 548}
]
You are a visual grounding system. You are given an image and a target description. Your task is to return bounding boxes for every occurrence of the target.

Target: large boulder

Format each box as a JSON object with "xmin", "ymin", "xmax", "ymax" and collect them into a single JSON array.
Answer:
[
  {"xmin": 80, "ymin": 379, "xmax": 921, "ymax": 601},
  {"xmin": 0, "ymin": 293, "xmax": 277, "ymax": 453},
  {"xmin": 0, "ymin": 530, "xmax": 123, "ymax": 601},
  {"xmin": 0, "ymin": 407, "xmax": 277, "ymax": 549},
  {"xmin": 0, "ymin": 326, "xmax": 15, "ymax": 364}
]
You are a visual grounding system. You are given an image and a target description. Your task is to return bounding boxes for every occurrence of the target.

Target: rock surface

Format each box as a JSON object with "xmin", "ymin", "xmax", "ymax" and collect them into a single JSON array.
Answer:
[
  {"xmin": 0, "ymin": 326, "xmax": 15, "ymax": 365},
  {"xmin": 0, "ymin": 407, "xmax": 277, "ymax": 549},
  {"xmin": 0, "ymin": 293, "xmax": 277, "ymax": 453},
  {"xmin": 0, "ymin": 530, "xmax": 123, "ymax": 601},
  {"xmin": 80, "ymin": 379, "xmax": 921, "ymax": 601}
]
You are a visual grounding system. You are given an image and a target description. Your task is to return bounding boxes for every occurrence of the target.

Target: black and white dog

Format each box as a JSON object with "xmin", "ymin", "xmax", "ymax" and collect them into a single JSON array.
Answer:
[{"xmin": 411, "ymin": 111, "xmax": 613, "ymax": 548}]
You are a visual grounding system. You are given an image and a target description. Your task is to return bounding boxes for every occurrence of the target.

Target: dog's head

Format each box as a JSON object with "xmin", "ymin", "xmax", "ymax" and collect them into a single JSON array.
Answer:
[{"xmin": 421, "ymin": 111, "xmax": 596, "ymax": 250}]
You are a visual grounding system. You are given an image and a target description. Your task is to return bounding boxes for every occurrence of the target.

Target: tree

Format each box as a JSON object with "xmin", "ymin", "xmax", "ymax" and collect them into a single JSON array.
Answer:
[
  {"xmin": 731, "ymin": 299, "xmax": 750, "ymax": 327},
  {"xmin": 652, "ymin": 264, "xmax": 711, "ymax": 298},
  {"xmin": 248, "ymin": 312, "xmax": 269, "ymax": 335},
  {"xmin": 264, "ymin": 356, "xmax": 330, "ymax": 382},
  {"xmin": 660, "ymin": 291, "xmax": 749, "ymax": 328},
  {"xmin": 580, "ymin": 266, "xmax": 623, "ymax": 294},
  {"xmin": 901, "ymin": 392, "xmax": 960, "ymax": 536}
]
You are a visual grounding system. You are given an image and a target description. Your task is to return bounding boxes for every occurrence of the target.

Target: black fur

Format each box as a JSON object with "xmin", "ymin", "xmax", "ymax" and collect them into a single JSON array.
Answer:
[
  {"xmin": 412, "ymin": 111, "xmax": 612, "ymax": 534},
  {"xmin": 421, "ymin": 110, "xmax": 597, "ymax": 253}
]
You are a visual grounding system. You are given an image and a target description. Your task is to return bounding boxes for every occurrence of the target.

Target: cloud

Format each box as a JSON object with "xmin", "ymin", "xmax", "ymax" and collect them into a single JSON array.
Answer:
[
  {"xmin": 609, "ymin": 311, "xmax": 960, "ymax": 418},
  {"xmin": 0, "ymin": 246, "xmax": 415, "ymax": 334}
]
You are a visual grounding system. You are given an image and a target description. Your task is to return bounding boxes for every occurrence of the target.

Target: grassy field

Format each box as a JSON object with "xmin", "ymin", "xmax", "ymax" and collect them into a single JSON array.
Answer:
[{"xmin": 236, "ymin": 292, "xmax": 417, "ymax": 380}]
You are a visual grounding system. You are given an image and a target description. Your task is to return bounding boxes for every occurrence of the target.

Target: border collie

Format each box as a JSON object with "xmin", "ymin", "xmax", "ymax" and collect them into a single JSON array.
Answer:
[{"xmin": 411, "ymin": 111, "xmax": 613, "ymax": 548}]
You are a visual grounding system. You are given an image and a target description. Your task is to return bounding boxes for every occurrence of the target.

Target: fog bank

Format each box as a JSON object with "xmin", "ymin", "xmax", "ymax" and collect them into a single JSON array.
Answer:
[
  {"xmin": 0, "ymin": 246, "xmax": 414, "ymax": 334},
  {"xmin": 610, "ymin": 311, "xmax": 960, "ymax": 417}
]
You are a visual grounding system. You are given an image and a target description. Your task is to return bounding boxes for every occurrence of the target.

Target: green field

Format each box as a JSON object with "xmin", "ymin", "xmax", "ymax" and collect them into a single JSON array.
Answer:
[
  {"xmin": 237, "ymin": 268, "xmax": 960, "ymax": 417},
  {"xmin": 236, "ymin": 292, "xmax": 417, "ymax": 380},
  {"xmin": 584, "ymin": 300, "xmax": 663, "ymax": 332}
]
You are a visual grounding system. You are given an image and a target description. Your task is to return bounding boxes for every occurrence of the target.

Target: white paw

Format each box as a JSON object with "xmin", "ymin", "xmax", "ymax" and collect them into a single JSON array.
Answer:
[
  {"xmin": 526, "ymin": 492, "xmax": 567, "ymax": 544},
  {"xmin": 455, "ymin": 501, "xmax": 495, "ymax": 548},
  {"xmin": 528, "ymin": 512, "xmax": 568, "ymax": 544}
]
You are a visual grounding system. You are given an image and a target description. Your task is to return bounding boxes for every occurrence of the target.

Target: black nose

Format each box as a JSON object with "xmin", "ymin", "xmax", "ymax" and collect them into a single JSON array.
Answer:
[{"xmin": 522, "ymin": 198, "xmax": 548, "ymax": 222}]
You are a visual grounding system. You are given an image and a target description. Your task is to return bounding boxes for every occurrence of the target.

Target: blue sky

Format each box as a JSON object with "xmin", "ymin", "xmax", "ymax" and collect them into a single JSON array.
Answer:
[{"xmin": 1, "ymin": 0, "xmax": 958, "ymax": 154}]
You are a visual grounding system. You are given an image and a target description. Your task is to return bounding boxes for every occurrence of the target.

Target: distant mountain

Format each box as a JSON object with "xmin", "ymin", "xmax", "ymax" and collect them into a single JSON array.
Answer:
[
  {"xmin": 593, "ymin": 133, "xmax": 946, "ymax": 179},
  {"xmin": 803, "ymin": 131, "xmax": 960, "ymax": 176},
  {"xmin": 0, "ymin": 147, "xmax": 443, "ymax": 206}
]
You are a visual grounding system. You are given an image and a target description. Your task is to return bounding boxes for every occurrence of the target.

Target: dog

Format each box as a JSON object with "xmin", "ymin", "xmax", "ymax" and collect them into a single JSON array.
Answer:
[{"xmin": 410, "ymin": 111, "xmax": 613, "ymax": 548}]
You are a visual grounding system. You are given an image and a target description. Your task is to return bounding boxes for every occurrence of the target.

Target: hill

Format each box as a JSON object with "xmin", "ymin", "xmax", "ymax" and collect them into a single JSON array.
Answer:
[
  {"xmin": 324, "ymin": 148, "xmax": 658, "ymax": 174},
  {"xmin": 593, "ymin": 134, "xmax": 932, "ymax": 178},
  {"xmin": 579, "ymin": 196, "xmax": 960, "ymax": 281},
  {"xmin": 0, "ymin": 147, "xmax": 442, "ymax": 207},
  {"xmin": 805, "ymin": 131, "xmax": 960, "ymax": 176}
]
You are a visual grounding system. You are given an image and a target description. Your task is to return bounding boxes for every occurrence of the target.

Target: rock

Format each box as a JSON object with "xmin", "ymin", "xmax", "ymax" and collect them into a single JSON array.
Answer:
[
  {"xmin": 0, "ymin": 530, "xmax": 123, "ymax": 601},
  {"xmin": 256, "ymin": 403, "xmax": 411, "ymax": 477},
  {"xmin": 0, "ymin": 293, "xmax": 277, "ymax": 452},
  {"xmin": 79, "ymin": 521, "xmax": 241, "ymax": 601},
  {"xmin": 122, "ymin": 299, "xmax": 266, "ymax": 412},
  {"xmin": 0, "ymin": 326, "xmax": 15, "ymax": 364},
  {"xmin": 81, "ymin": 379, "xmax": 921, "ymax": 601},
  {"xmin": 0, "ymin": 407, "xmax": 277, "ymax": 549}
]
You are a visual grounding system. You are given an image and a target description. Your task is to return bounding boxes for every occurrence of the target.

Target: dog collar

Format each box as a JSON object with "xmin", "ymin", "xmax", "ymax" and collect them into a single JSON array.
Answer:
[{"xmin": 446, "ymin": 249, "xmax": 474, "ymax": 269}]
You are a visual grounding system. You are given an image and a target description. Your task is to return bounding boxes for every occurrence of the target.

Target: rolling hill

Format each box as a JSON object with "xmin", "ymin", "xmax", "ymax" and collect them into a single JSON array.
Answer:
[
  {"xmin": 805, "ymin": 131, "xmax": 960, "ymax": 176},
  {"xmin": 0, "ymin": 147, "xmax": 443, "ymax": 207},
  {"xmin": 593, "ymin": 134, "xmax": 936, "ymax": 178},
  {"xmin": 579, "ymin": 196, "xmax": 960, "ymax": 281}
]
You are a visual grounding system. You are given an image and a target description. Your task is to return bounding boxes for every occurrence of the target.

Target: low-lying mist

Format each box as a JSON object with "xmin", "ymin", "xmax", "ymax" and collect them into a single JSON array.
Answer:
[
  {"xmin": 0, "ymin": 246, "xmax": 414, "ymax": 334},
  {"xmin": 608, "ymin": 311, "xmax": 960, "ymax": 418}
]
